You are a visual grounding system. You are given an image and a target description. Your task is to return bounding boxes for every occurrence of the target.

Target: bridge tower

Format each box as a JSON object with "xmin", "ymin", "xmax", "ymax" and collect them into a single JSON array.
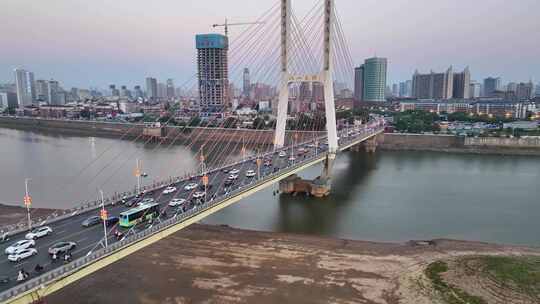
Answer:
[{"xmin": 274, "ymin": 0, "xmax": 338, "ymax": 191}]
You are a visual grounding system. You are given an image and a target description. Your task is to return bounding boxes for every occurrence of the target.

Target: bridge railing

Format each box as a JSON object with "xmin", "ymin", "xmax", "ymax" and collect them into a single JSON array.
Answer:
[{"xmin": 0, "ymin": 124, "xmax": 385, "ymax": 303}]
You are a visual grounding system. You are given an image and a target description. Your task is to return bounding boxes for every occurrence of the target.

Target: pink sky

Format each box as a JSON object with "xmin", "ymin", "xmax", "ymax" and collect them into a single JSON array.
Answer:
[{"xmin": 1, "ymin": 0, "xmax": 539, "ymax": 88}]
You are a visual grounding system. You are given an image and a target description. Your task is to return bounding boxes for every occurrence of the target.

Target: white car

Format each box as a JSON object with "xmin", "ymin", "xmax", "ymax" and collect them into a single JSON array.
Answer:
[
  {"xmin": 25, "ymin": 226, "xmax": 53, "ymax": 240},
  {"xmin": 5, "ymin": 239, "xmax": 35, "ymax": 255},
  {"xmin": 278, "ymin": 151, "xmax": 287, "ymax": 158},
  {"xmin": 228, "ymin": 174, "xmax": 239, "ymax": 180},
  {"xmin": 184, "ymin": 183, "xmax": 198, "ymax": 191},
  {"xmin": 8, "ymin": 248, "xmax": 37, "ymax": 262},
  {"xmin": 288, "ymin": 156, "xmax": 296, "ymax": 161},
  {"xmin": 168, "ymin": 198, "xmax": 186, "ymax": 207},
  {"xmin": 229, "ymin": 169, "xmax": 240, "ymax": 175},
  {"xmin": 246, "ymin": 170, "xmax": 256, "ymax": 177},
  {"xmin": 192, "ymin": 191, "xmax": 205, "ymax": 199},
  {"xmin": 162, "ymin": 186, "xmax": 177, "ymax": 195}
]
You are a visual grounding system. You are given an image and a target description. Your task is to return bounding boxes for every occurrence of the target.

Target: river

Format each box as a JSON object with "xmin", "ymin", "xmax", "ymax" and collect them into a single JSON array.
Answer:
[{"xmin": 1, "ymin": 127, "xmax": 539, "ymax": 246}]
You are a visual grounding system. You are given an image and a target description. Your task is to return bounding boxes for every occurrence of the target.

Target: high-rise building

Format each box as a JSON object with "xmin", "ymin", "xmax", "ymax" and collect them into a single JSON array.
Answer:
[
  {"xmin": 157, "ymin": 83, "xmax": 167, "ymax": 99},
  {"xmin": 452, "ymin": 67, "xmax": 470, "ymax": 99},
  {"xmin": 469, "ymin": 82, "xmax": 481, "ymax": 98},
  {"xmin": 196, "ymin": 34, "xmax": 229, "ymax": 111},
  {"xmin": 109, "ymin": 85, "xmax": 119, "ymax": 97},
  {"xmin": 363, "ymin": 57, "xmax": 387, "ymax": 102},
  {"xmin": 353, "ymin": 65, "xmax": 365, "ymax": 101},
  {"xmin": 120, "ymin": 86, "xmax": 131, "ymax": 98},
  {"xmin": 392, "ymin": 83, "xmax": 399, "ymax": 97},
  {"xmin": 0, "ymin": 92, "xmax": 17, "ymax": 109},
  {"xmin": 145, "ymin": 77, "xmax": 158, "ymax": 100},
  {"xmin": 412, "ymin": 67, "xmax": 454, "ymax": 99},
  {"xmin": 35, "ymin": 79, "xmax": 49, "ymax": 102},
  {"xmin": 243, "ymin": 68, "xmax": 250, "ymax": 97},
  {"xmin": 535, "ymin": 83, "xmax": 540, "ymax": 97},
  {"xmin": 133, "ymin": 85, "xmax": 144, "ymax": 99},
  {"xmin": 506, "ymin": 82, "xmax": 517, "ymax": 93},
  {"xmin": 166, "ymin": 79, "xmax": 175, "ymax": 99},
  {"xmin": 48, "ymin": 80, "xmax": 63, "ymax": 105},
  {"xmin": 299, "ymin": 82, "xmax": 311, "ymax": 101},
  {"xmin": 14, "ymin": 68, "xmax": 36, "ymax": 107},
  {"xmin": 483, "ymin": 77, "xmax": 501, "ymax": 97},
  {"xmin": 515, "ymin": 81, "xmax": 534, "ymax": 100},
  {"xmin": 312, "ymin": 82, "xmax": 324, "ymax": 102},
  {"xmin": 398, "ymin": 80, "xmax": 413, "ymax": 98}
]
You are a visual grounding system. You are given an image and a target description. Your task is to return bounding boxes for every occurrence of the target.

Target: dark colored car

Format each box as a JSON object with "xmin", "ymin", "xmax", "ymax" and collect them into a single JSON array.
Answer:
[
  {"xmin": 82, "ymin": 216, "xmax": 101, "ymax": 227},
  {"xmin": 198, "ymin": 184, "xmax": 213, "ymax": 191},
  {"xmin": 125, "ymin": 198, "xmax": 139, "ymax": 207},
  {"xmin": 224, "ymin": 179, "xmax": 234, "ymax": 186},
  {"xmin": 0, "ymin": 276, "xmax": 9, "ymax": 284},
  {"xmin": 48, "ymin": 241, "xmax": 77, "ymax": 255},
  {"xmin": 105, "ymin": 216, "xmax": 119, "ymax": 227}
]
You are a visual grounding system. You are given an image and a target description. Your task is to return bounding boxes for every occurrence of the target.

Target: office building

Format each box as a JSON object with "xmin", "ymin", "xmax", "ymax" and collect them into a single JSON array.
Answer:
[
  {"xmin": 0, "ymin": 92, "xmax": 17, "ymax": 109},
  {"xmin": 353, "ymin": 65, "xmax": 365, "ymax": 101},
  {"xmin": 14, "ymin": 68, "xmax": 36, "ymax": 107},
  {"xmin": 312, "ymin": 82, "xmax": 324, "ymax": 102},
  {"xmin": 196, "ymin": 34, "xmax": 229, "ymax": 111},
  {"xmin": 243, "ymin": 68, "xmax": 250, "ymax": 97},
  {"xmin": 145, "ymin": 77, "xmax": 158, "ymax": 100},
  {"xmin": 299, "ymin": 82, "xmax": 311, "ymax": 101},
  {"xmin": 157, "ymin": 83, "xmax": 167, "ymax": 99},
  {"xmin": 507, "ymin": 82, "xmax": 517, "ymax": 93},
  {"xmin": 48, "ymin": 80, "xmax": 63, "ymax": 105},
  {"xmin": 412, "ymin": 67, "xmax": 454, "ymax": 99},
  {"xmin": 398, "ymin": 80, "xmax": 412, "ymax": 98},
  {"xmin": 133, "ymin": 85, "xmax": 144, "ymax": 99},
  {"xmin": 452, "ymin": 67, "xmax": 470, "ymax": 99},
  {"xmin": 483, "ymin": 77, "xmax": 502, "ymax": 97},
  {"xmin": 363, "ymin": 57, "xmax": 387, "ymax": 102},
  {"xmin": 109, "ymin": 85, "xmax": 119, "ymax": 97},
  {"xmin": 515, "ymin": 81, "xmax": 534, "ymax": 100},
  {"xmin": 392, "ymin": 83, "xmax": 399, "ymax": 97},
  {"xmin": 536, "ymin": 83, "xmax": 540, "ymax": 97},
  {"xmin": 166, "ymin": 79, "xmax": 175, "ymax": 99},
  {"xmin": 469, "ymin": 82, "xmax": 481, "ymax": 98},
  {"xmin": 120, "ymin": 86, "xmax": 131, "ymax": 98},
  {"xmin": 35, "ymin": 80, "xmax": 49, "ymax": 102}
]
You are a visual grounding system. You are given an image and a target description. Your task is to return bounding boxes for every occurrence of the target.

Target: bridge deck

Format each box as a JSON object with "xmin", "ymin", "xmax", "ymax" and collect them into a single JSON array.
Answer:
[{"xmin": 0, "ymin": 123, "xmax": 384, "ymax": 304}]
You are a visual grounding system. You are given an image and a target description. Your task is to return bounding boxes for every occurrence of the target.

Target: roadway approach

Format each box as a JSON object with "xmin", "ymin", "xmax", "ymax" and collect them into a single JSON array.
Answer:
[{"xmin": 0, "ymin": 122, "xmax": 384, "ymax": 304}]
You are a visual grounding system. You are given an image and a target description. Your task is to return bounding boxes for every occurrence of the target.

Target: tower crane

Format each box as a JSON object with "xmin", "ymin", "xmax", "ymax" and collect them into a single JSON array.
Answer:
[{"xmin": 212, "ymin": 19, "xmax": 265, "ymax": 36}]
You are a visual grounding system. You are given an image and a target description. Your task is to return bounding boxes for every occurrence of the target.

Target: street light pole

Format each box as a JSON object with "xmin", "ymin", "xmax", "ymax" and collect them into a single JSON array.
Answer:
[
  {"xmin": 24, "ymin": 178, "xmax": 32, "ymax": 231},
  {"xmin": 100, "ymin": 190, "xmax": 108, "ymax": 248},
  {"xmin": 136, "ymin": 159, "xmax": 141, "ymax": 194}
]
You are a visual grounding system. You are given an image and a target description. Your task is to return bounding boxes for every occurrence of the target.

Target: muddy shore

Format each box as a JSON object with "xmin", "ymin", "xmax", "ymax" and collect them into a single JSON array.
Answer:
[
  {"xmin": 42, "ymin": 224, "xmax": 539, "ymax": 304},
  {"xmin": 0, "ymin": 204, "xmax": 56, "ymax": 230}
]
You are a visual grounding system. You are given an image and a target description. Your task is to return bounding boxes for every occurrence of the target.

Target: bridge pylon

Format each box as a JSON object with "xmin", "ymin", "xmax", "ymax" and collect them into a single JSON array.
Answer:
[{"xmin": 274, "ymin": 0, "xmax": 338, "ymax": 194}]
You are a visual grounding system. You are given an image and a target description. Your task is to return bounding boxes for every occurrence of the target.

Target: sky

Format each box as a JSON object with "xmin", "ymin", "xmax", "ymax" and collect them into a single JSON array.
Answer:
[{"xmin": 1, "ymin": 0, "xmax": 539, "ymax": 89}]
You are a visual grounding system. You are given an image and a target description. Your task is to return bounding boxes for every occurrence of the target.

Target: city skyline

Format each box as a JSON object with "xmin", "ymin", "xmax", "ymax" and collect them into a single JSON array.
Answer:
[{"xmin": 1, "ymin": 0, "xmax": 539, "ymax": 88}]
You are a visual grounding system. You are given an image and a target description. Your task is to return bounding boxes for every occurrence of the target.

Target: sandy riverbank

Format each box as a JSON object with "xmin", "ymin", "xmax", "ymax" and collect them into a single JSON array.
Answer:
[{"xmin": 42, "ymin": 224, "xmax": 539, "ymax": 304}]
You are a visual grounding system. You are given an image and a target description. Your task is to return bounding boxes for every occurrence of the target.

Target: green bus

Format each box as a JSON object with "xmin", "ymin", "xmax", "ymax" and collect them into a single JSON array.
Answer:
[{"xmin": 119, "ymin": 203, "xmax": 160, "ymax": 228}]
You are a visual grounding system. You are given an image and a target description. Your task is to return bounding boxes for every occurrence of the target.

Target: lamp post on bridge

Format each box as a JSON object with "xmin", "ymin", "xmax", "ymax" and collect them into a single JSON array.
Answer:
[
  {"xmin": 134, "ymin": 159, "xmax": 142, "ymax": 194},
  {"xmin": 23, "ymin": 178, "xmax": 32, "ymax": 231},
  {"xmin": 99, "ymin": 190, "xmax": 108, "ymax": 248},
  {"xmin": 200, "ymin": 146, "xmax": 208, "ymax": 204}
]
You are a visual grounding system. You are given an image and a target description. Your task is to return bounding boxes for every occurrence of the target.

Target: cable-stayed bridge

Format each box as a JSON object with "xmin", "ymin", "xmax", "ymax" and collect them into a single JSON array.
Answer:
[{"xmin": 0, "ymin": 1, "xmax": 385, "ymax": 303}]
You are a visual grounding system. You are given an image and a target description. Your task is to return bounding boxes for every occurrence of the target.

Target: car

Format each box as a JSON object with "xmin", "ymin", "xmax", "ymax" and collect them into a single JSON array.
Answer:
[
  {"xmin": 4, "ymin": 239, "xmax": 35, "ymax": 255},
  {"xmin": 0, "ymin": 276, "xmax": 9, "ymax": 284},
  {"xmin": 82, "ymin": 216, "xmax": 101, "ymax": 227},
  {"xmin": 228, "ymin": 174, "xmax": 239, "ymax": 180},
  {"xmin": 229, "ymin": 169, "xmax": 240, "ymax": 175},
  {"xmin": 8, "ymin": 248, "xmax": 37, "ymax": 262},
  {"xmin": 48, "ymin": 241, "xmax": 77, "ymax": 255},
  {"xmin": 192, "ymin": 191, "xmax": 205, "ymax": 199},
  {"xmin": 139, "ymin": 198, "xmax": 155, "ymax": 205},
  {"xmin": 25, "ymin": 226, "xmax": 53, "ymax": 240},
  {"xmin": 222, "ymin": 168, "xmax": 230, "ymax": 173},
  {"xmin": 198, "ymin": 184, "xmax": 213, "ymax": 191},
  {"xmin": 278, "ymin": 151, "xmax": 287, "ymax": 157},
  {"xmin": 246, "ymin": 170, "xmax": 256, "ymax": 177},
  {"xmin": 224, "ymin": 179, "xmax": 234, "ymax": 186},
  {"xmin": 162, "ymin": 186, "xmax": 177, "ymax": 195},
  {"xmin": 184, "ymin": 183, "xmax": 198, "ymax": 191},
  {"xmin": 125, "ymin": 198, "xmax": 139, "ymax": 207},
  {"xmin": 105, "ymin": 216, "xmax": 119, "ymax": 227},
  {"xmin": 264, "ymin": 161, "xmax": 272, "ymax": 167},
  {"xmin": 288, "ymin": 156, "xmax": 296, "ymax": 161},
  {"xmin": 168, "ymin": 198, "xmax": 186, "ymax": 207}
]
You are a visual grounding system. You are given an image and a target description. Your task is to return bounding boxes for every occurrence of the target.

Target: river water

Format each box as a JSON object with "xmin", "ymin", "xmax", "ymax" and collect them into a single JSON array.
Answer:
[{"xmin": 1, "ymin": 128, "xmax": 539, "ymax": 246}]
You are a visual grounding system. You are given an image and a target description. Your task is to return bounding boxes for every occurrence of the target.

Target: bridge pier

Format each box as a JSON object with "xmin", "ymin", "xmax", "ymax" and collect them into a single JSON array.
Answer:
[{"xmin": 362, "ymin": 134, "xmax": 383, "ymax": 153}]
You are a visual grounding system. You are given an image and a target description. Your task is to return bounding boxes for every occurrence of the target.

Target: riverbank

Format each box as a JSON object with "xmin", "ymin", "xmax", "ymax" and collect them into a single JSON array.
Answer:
[
  {"xmin": 0, "ymin": 204, "xmax": 57, "ymax": 230},
  {"xmin": 380, "ymin": 133, "xmax": 540, "ymax": 156},
  {"xmin": 41, "ymin": 224, "xmax": 539, "ymax": 304}
]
